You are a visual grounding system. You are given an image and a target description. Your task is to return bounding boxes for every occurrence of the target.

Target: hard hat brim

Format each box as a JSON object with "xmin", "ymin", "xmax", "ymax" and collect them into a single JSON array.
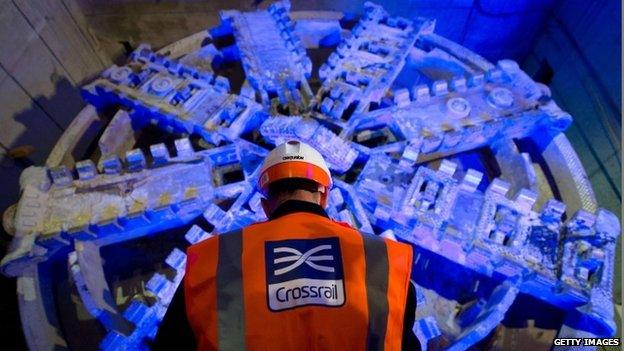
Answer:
[{"xmin": 259, "ymin": 161, "xmax": 332, "ymax": 195}]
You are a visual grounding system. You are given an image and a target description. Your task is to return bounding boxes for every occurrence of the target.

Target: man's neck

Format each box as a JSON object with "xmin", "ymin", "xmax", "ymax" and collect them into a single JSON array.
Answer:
[
  {"xmin": 269, "ymin": 199, "xmax": 329, "ymax": 220},
  {"xmin": 274, "ymin": 190, "xmax": 320, "ymax": 208}
]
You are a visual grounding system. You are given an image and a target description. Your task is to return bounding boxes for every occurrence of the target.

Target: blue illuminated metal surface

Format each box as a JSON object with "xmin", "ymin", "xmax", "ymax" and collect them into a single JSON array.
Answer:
[
  {"xmin": 221, "ymin": 1, "xmax": 313, "ymax": 114},
  {"xmin": 1, "ymin": 1, "xmax": 619, "ymax": 350}
]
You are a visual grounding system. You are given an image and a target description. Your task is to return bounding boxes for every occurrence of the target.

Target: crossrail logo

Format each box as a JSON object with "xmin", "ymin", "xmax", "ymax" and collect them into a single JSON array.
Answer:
[{"xmin": 265, "ymin": 237, "xmax": 345, "ymax": 311}]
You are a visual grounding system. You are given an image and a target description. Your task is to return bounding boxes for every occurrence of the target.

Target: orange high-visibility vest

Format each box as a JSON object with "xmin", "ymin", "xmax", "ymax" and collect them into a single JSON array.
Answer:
[{"xmin": 184, "ymin": 212, "xmax": 413, "ymax": 351}]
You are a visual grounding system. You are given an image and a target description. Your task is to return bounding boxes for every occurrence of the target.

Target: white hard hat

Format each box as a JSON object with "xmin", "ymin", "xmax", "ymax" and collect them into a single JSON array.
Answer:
[{"xmin": 258, "ymin": 140, "xmax": 332, "ymax": 196}]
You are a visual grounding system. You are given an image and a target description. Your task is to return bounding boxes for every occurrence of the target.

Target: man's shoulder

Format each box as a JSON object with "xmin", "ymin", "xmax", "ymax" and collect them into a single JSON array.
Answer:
[
  {"xmin": 360, "ymin": 231, "xmax": 413, "ymax": 252},
  {"xmin": 187, "ymin": 228, "xmax": 244, "ymax": 252},
  {"xmin": 333, "ymin": 220, "xmax": 356, "ymax": 230},
  {"xmin": 333, "ymin": 222, "xmax": 411, "ymax": 251}
]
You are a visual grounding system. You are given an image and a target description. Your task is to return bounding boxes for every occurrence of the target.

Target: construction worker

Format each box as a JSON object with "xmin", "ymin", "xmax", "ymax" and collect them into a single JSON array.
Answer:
[{"xmin": 153, "ymin": 140, "xmax": 420, "ymax": 350}]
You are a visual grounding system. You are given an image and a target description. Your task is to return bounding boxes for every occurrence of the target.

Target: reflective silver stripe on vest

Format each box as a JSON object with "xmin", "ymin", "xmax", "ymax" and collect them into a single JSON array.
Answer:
[
  {"xmin": 216, "ymin": 229, "xmax": 245, "ymax": 350},
  {"xmin": 362, "ymin": 234, "xmax": 389, "ymax": 351}
]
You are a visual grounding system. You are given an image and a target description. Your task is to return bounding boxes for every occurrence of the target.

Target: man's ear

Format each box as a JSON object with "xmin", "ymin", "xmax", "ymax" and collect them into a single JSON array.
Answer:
[
  {"xmin": 261, "ymin": 198, "xmax": 271, "ymax": 217},
  {"xmin": 319, "ymin": 190, "xmax": 328, "ymax": 208}
]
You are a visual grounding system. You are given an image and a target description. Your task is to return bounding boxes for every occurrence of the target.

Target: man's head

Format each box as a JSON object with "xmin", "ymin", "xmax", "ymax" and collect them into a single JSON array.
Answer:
[{"xmin": 257, "ymin": 141, "xmax": 332, "ymax": 217}]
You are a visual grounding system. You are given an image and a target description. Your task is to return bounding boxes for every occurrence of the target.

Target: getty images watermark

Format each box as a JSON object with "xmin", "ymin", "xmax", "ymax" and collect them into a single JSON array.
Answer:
[{"xmin": 552, "ymin": 338, "xmax": 620, "ymax": 347}]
